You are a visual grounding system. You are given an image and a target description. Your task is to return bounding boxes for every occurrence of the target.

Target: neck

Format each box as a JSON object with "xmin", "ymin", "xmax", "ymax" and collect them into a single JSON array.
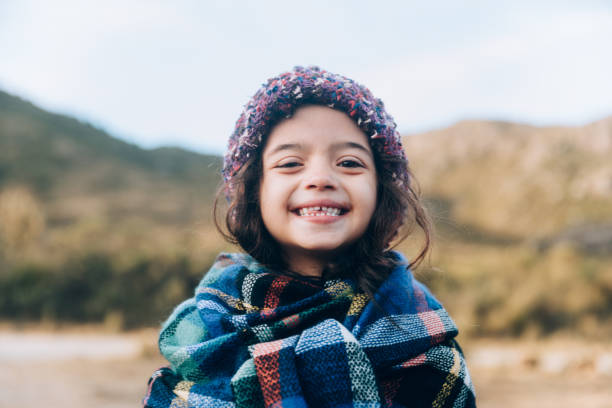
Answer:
[{"xmin": 283, "ymin": 250, "xmax": 330, "ymax": 277}]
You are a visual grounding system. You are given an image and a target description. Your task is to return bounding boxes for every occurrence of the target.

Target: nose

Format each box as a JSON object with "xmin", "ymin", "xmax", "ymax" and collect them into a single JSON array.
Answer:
[{"xmin": 304, "ymin": 161, "xmax": 337, "ymax": 191}]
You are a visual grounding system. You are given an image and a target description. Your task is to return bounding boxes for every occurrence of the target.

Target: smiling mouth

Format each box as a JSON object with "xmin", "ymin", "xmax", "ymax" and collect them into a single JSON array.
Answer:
[{"xmin": 295, "ymin": 206, "xmax": 348, "ymax": 217}]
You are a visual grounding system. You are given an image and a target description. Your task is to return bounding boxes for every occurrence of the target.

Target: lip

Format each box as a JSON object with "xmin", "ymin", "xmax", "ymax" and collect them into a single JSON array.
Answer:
[
  {"xmin": 289, "ymin": 199, "xmax": 350, "ymax": 224},
  {"xmin": 289, "ymin": 199, "xmax": 351, "ymax": 212},
  {"xmin": 293, "ymin": 213, "xmax": 344, "ymax": 224}
]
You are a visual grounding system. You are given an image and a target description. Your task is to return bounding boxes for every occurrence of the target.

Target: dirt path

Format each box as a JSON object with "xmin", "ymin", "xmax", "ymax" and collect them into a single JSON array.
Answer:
[{"xmin": 1, "ymin": 330, "xmax": 610, "ymax": 408}]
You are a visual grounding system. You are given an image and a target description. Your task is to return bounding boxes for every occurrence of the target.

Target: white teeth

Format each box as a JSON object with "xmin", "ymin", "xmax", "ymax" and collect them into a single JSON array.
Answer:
[{"xmin": 298, "ymin": 206, "xmax": 342, "ymax": 217}]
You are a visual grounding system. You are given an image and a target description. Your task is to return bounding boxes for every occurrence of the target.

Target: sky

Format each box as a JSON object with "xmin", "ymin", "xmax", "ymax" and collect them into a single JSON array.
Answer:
[{"xmin": 1, "ymin": 0, "xmax": 612, "ymax": 155}]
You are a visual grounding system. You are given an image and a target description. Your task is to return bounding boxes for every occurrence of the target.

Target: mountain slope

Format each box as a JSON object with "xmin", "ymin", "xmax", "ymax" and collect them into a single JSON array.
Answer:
[
  {"xmin": 0, "ymin": 90, "xmax": 222, "ymax": 228},
  {"xmin": 2, "ymin": 88, "xmax": 611, "ymax": 253},
  {"xmin": 403, "ymin": 117, "xmax": 612, "ymax": 243}
]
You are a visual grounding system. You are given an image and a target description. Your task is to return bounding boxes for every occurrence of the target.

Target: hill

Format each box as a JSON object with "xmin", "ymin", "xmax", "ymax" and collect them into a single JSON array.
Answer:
[
  {"xmin": 1, "ymin": 90, "xmax": 610, "ymax": 335},
  {"xmin": 2, "ymin": 88, "xmax": 612, "ymax": 254},
  {"xmin": 403, "ymin": 117, "xmax": 612, "ymax": 252},
  {"xmin": 0, "ymin": 90, "xmax": 223, "ymax": 255}
]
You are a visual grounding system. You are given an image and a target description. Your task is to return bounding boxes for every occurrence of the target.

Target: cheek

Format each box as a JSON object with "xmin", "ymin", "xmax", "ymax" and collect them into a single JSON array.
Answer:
[
  {"xmin": 259, "ymin": 177, "xmax": 285, "ymax": 222},
  {"xmin": 259, "ymin": 179, "xmax": 274, "ymax": 208},
  {"xmin": 361, "ymin": 176, "xmax": 378, "ymax": 215},
  {"xmin": 259, "ymin": 182, "xmax": 271, "ymax": 222}
]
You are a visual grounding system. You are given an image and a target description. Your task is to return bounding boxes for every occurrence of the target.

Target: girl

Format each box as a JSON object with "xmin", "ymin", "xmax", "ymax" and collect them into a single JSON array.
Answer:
[{"xmin": 143, "ymin": 66, "xmax": 476, "ymax": 408}]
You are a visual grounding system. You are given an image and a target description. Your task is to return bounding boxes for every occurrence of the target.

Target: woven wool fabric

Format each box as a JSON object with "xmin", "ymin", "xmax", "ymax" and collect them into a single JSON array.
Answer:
[{"xmin": 143, "ymin": 252, "xmax": 476, "ymax": 408}]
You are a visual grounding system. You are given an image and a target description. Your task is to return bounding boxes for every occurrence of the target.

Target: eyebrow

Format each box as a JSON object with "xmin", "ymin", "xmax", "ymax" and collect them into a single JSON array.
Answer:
[
  {"xmin": 266, "ymin": 141, "xmax": 372, "ymax": 156},
  {"xmin": 267, "ymin": 143, "xmax": 303, "ymax": 155},
  {"xmin": 336, "ymin": 141, "xmax": 372, "ymax": 155}
]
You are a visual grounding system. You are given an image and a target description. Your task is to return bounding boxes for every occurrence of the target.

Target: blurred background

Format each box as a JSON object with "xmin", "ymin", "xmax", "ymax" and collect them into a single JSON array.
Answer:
[{"xmin": 1, "ymin": 1, "xmax": 611, "ymax": 407}]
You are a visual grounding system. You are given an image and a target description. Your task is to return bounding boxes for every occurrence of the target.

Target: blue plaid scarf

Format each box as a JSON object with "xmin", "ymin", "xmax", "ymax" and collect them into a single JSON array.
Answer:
[{"xmin": 143, "ymin": 252, "xmax": 476, "ymax": 407}]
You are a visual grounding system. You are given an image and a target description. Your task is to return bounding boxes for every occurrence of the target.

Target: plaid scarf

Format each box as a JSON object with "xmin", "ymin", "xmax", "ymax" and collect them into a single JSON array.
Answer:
[{"xmin": 143, "ymin": 252, "xmax": 476, "ymax": 407}]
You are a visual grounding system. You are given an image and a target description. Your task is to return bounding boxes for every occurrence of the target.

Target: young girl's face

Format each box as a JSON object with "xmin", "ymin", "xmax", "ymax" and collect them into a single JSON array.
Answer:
[{"xmin": 259, "ymin": 105, "xmax": 378, "ymax": 275}]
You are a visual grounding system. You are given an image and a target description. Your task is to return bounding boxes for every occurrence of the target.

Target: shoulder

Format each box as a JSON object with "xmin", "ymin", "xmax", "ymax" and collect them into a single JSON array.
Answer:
[
  {"xmin": 377, "ymin": 250, "xmax": 444, "ymax": 313},
  {"xmin": 212, "ymin": 252, "xmax": 258, "ymax": 268},
  {"xmin": 197, "ymin": 252, "xmax": 268, "ymax": 288}
]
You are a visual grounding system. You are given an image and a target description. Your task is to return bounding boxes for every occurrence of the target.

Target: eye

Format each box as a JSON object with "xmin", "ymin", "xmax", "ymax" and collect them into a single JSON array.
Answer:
[
  {"xmin": 338, "ymin": 159, "xmax": 364, "ymax": 168},
  {"xmin": 275, "ymin": 161, "xmax": 302, "ymax": 168}
]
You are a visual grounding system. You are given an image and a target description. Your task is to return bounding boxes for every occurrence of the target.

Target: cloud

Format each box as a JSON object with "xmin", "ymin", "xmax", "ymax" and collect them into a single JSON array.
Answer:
[
  {"xmin": 358, "ymin": 8, "xmax": 612, "ymax": 132},
  {"xmin": 2, "ymin": 1, "xmax": 612, "ymax": 154}
]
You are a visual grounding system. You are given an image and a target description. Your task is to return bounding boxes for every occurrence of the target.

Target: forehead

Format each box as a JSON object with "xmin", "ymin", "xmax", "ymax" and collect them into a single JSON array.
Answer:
[{"xmin": 263, "ymin": 105, "xmax": 372, "ymax": 154}]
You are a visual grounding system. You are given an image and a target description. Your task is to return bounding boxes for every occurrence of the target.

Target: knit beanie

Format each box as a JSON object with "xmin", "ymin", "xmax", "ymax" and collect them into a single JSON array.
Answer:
[{"xmin": 222, "ymin": 66, "xmax": 409, "ymax": 191}]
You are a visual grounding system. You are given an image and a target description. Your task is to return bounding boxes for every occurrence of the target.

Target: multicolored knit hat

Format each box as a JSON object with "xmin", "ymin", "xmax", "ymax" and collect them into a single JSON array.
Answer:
[{"xmin": 222, "ymin": 66, "xmax": 408, "ymax": 191}]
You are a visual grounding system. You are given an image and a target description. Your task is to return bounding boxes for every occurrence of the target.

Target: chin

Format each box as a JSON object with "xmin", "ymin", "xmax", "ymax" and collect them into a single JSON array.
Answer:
[
  {"xmin": 300, "ymin": 245, "xmax": 341, "ymax": 254},
  {"xmin": 298, "ymin": 241, "xmax": 352, "ymax": 255}
]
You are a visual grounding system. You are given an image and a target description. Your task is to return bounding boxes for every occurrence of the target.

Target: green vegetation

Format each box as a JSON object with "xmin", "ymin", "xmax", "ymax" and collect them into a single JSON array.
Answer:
[
  {"xmin": 409, "ymin": 242, "xmax": 612, "ymax": 339},
  {"xmin": 0, "ymin": 252, "xmax": 212, "ymax": 328},
  {"xmin": 1, "ymin": 89, "xmax": 611, "ymax": 337}
]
